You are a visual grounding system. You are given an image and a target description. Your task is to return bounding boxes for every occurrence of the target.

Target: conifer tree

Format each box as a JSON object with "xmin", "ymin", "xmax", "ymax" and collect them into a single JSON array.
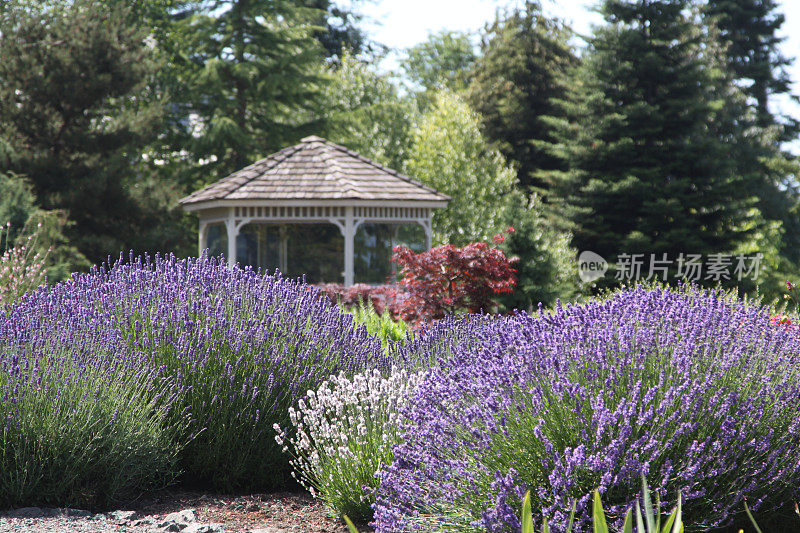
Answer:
[
  {"xmin": 702, "ymin": 0, "xmax": 792, "ymax": 130},
  {"xmin": 175, "ymin": 0, "xmax": 327, "ymax": 181},
  {"xmin": 701, "ymin": 0, "xmax": 800, "ymax": 294},
  {"xmin": 551, "ymin": 0, "xmax": 755, "ymax": 281},
  {"xmin": 0, "ymin": 0, "xmax": 165, "ymax": 264},
  {"xmin": 405, "ymin": 90, "xmax": 579, "ymax": 307},
  {"xmin": 467, "ymin": 1, "xmax": 576, "ymax": 193}
]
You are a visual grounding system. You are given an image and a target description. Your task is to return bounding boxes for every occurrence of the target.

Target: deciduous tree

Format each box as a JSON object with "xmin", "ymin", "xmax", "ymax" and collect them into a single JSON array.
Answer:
[
  {"xmin": 391, "ymin": 236, "xmax": 517, "ymax": 323},
  {"xmin": 402, "ymin": 31, "xmax": 476, "ymax": 93},
  {"xmin": 404, "ymin": 91, "xmax": 520, "ymax": 245},
  {"xmin": 323, "ymin": 53, "xmax": 416, "ymax": 170}
]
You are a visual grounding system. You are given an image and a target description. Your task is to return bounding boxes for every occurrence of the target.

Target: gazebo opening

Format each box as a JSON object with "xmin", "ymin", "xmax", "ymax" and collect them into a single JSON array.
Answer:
[
  {"xmin": 180, "ymin": 136, "xmax": 449, "ymax": 285},
  {"xmin": 236, "ymin": 223, "xmax": 344, "ymax": 283},
  {"xmin": 354, "ymin": 223, "xmax": 426, "ymax": 284}
]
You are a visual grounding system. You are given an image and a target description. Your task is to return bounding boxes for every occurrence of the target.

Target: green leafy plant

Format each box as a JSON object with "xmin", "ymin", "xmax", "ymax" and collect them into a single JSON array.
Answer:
[{"xmin": 348, "ymin": 300, "xmax": 410, "ymax": 347}]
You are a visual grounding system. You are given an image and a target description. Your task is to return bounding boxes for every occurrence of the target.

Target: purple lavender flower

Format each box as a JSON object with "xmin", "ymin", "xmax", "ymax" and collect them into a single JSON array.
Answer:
[
  {"xmin": 1, "ymin": 253, "xmax": 389, "ymax": 492},
  {"xmin": 374, "ymin": 286, "xmax": 800, "ymax": 532}
]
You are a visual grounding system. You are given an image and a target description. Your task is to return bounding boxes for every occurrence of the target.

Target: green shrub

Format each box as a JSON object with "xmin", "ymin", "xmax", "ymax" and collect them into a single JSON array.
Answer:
[{"xmin": 347, "ymin": 301, "xmax": 410, "ymax": 348}]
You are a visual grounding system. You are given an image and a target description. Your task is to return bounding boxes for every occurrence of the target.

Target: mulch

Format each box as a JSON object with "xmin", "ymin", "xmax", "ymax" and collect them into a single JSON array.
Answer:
[{"xmin": 117, "ymin": 489, "xmax": 371, "ymax": 533}]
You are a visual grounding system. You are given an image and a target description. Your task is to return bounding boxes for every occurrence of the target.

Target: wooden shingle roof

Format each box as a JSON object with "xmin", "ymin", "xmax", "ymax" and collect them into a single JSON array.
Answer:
[{"xmin": 180, "ymin": 136, "xmax": 450, "ymax": 209}]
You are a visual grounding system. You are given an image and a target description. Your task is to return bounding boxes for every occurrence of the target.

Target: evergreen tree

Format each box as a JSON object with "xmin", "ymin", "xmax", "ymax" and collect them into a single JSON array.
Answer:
[
  {"xmin": 496, "ymin": 195, "xmax": 581, "ymax": 311},
  {"xmin": 306, "ymin": 0, "xmax": 373, "ymax": 61},
  {"xmin": 466, "ymin": 1, "xmax": 576, "ymax": 193},
  {"xmin": 0, "ymin": 172, "xmax": 89, "ymax": 280},
  {"xmin": 174, "ymin": 0, "xmax": 327, "ymax": 182},
  {"xmin": 701, "ymin": 0, "xmax": 800, "ymax": 298},
  {"xmin": 551, "ymin": 0, "xmax": 756, "ymax": 283},
  {"xmin": 702, "ymin": 0, "xmax": 793, "ymax": 130},
  {"xmin": 0, "ymin": 0, "xmax": 166, "ymax": 265}
]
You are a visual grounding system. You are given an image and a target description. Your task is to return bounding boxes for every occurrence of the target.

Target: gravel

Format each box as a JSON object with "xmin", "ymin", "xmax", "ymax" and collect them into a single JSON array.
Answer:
[{"xmin": 0, "ymin": 491, "xmax": 360, "ymax": 533}]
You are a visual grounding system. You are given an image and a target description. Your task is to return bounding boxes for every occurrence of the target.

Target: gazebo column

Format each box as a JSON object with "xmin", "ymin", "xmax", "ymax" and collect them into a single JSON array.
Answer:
[
  {"xmin": 279, "ymin": 225, "xmax": 288, "ymax": 274},
  {"xmin": 343, "ymin": 206, "xmax": 355, "ymax": 286},
  {"xmin": 198, "ymin": 220, "xmax": 208, "ymax": 256},
  {"xmin": 420, "ymin": 218, "xmax": 433, "ymax": 250},
  {"xmin": 225, "ymin": 211, "xmax": 238, "ymax": 266}
]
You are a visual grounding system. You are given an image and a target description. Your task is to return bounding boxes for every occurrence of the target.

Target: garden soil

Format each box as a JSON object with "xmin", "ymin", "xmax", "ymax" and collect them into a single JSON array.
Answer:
[{"xmin": 0, "ymin": 491, "xmax": 363, "ymax": 533}]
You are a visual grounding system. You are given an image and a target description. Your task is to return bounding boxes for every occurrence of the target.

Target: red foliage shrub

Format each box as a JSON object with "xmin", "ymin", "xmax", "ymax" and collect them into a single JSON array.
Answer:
[
  {"xmin": 391, "ymin": 231, "xmax": 518, "ymax": 324},
  {"xmin": 315, "ymin": 231, "xmax": 517, "ymax": 326},
  {"xmin": 315, "ymin": 283, "xmax": 395, "ymax": 315}
]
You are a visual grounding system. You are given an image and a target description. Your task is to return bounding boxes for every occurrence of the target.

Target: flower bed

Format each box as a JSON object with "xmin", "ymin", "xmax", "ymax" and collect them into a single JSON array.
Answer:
[
  {"xmin": 3, "ymin": 256, "xmax": 800, "ymax": 530},
  {"xmin": 0, "ymin": 254, "xmax": 389, "ymax": 505},
  {"xmin": 373, "ymin": 286, "xmax": 800, "ymax": 531}
]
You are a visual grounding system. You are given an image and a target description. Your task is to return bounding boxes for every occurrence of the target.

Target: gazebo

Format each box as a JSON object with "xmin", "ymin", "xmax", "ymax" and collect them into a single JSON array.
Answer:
[{"xmin": 180, "ymin": 136, "xmax": 450, "ymax": 285}]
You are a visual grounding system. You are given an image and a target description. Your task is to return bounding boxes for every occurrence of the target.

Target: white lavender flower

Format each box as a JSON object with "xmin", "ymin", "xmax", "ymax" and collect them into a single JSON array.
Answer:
[{"xmin": 275, "ymin": 366, "xmax": 425, "ymax": 521}]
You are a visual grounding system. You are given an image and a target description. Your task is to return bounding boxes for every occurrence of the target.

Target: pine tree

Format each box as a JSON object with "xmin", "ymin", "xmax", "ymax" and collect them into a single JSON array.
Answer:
[
  {"xmin": 702, "ymin": 0, "xmax": 792, "ymax": 130},
  {"xmin": 466, "ymin": 1, "xmax": 576, "ymax": 193},
  {"xmin": 175, "ymin": 0, "xmax": 327, "ymax": 181},
  {"xmin": 551, "ymin": 0, "xmax": 756, "ymax": 282},
  {"xmin": 0, "ymin": 0, "xmax": 165, "ymax": 265}
]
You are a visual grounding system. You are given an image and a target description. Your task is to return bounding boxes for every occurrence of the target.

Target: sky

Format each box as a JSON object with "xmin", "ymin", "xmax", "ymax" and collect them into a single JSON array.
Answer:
[{"xmin": 360, "ymin": 0, "xmax": 800, "ymax": 135}]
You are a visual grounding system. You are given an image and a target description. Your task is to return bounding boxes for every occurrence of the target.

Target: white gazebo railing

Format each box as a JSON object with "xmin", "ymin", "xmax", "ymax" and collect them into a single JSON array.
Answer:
[{"xmin": 196, "ymin": 202, "xmax": 435, "ymax": 286}]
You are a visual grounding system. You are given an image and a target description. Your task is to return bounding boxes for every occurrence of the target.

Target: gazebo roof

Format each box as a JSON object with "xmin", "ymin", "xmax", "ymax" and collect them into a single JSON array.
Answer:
[{"xmin": 180, "ymin": 136, "xmax": 450, "ymax": 210}]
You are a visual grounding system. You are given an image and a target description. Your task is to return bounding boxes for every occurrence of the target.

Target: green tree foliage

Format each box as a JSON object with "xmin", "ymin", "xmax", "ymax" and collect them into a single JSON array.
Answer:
[
  {"xmin": 0, "ymin": 173, "xmax": 36, "ymax": 247},
  {"xmin": 404, "ymin": 91, "xmax": 519, "ymax": 245},
  {"xmin": 467, "ymin": 1, "xmax": 577, "ymax": 193},
  {"xmin": 403, "ymin": 91, "xmax": 580, "ymax": 307},
  {"xmin": 323, "ymin": 53, "xmax": 417, "ymax": 170},
  {"xmin": 551, "ymin": 0, "xmax": 756, "ymax": 284},
  {"xmin": 173, "ymin": 0, "xmax": 327, "ymax": 182},
  {"xmin": 0, "ymin": 0, "xmax": 167, "ymax": 265},
  {"xmin": 0, "ymin": 173, "xmax": 89, "ymax": 281},
  {"xmin": 702, "ymin": 0, "xmax": 793, "ymax": 130},
  {"xmin": 402, "ymin": 31, "xmax": 476, "ymax": 92},
  {"xmin": 700, "ymin": 0, "xmax": 800, "ymax": 300},
  {"xmin": 497, "ymin": 196, "xmax": 580, "ymax": 311},
  {"xmin": 307, "ymin": 0, "xmax": 373, "ymax": 61}
]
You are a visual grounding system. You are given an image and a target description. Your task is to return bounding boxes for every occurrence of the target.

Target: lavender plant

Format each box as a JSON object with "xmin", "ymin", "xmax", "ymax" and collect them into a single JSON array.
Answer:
[
  {"xmin": 0, "ymin": 320, "xmax": 183, "ymax": 507},
  {"xmin": 275, "ymin": 367, "xmax": 425, "ymax": 521},
  {"xmin": 374, "ymin": 286, "xmax": 800, "ymax": 531},
  {"xmin": 388, "ymin": 313, "xmax": 502, "ymax": 370},
  {"xmin": 1, "ymin": 253, "xmax": 389, "ymax": 493}
]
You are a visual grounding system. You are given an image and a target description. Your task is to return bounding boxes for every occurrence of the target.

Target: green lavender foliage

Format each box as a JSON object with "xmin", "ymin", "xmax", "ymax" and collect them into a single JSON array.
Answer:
[{"xmin": 0, "ymin": 341, "xmax": 185, "ymax": 509}]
